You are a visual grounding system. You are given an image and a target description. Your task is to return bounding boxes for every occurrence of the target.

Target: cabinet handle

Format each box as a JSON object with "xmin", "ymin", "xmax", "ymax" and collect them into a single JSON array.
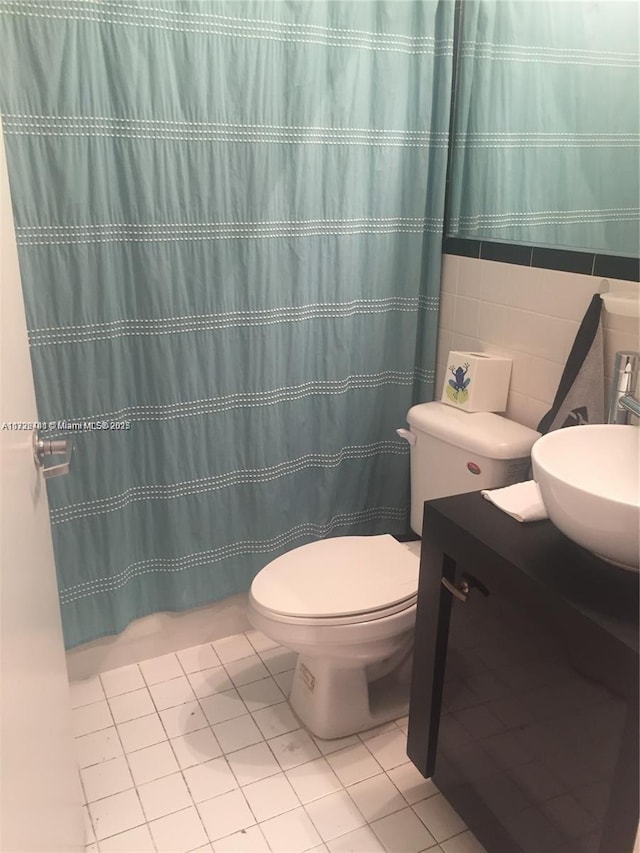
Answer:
[
  {"xmin": 441, "ymin": 577, "xmax": 470, "ymax": 602},
  {"xmin": 441, "ymin": 573, "xmax": 490, "ymax": 602}
]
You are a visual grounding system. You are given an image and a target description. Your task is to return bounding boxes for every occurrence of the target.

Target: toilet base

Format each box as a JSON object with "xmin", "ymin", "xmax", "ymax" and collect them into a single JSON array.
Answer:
[{"xmin": 289, "ymin": 649, "xmax": 413, "ymax": 740}]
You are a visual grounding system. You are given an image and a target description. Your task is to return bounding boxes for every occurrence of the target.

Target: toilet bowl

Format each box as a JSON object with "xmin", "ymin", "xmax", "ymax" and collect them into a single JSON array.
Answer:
[
  {"xmin": 247, "ymin": 402, "xmax": 541, "ymax": 739},
  {"xmin": 248, "ymin": 534, "xmax": 419, "ymax": 739}
]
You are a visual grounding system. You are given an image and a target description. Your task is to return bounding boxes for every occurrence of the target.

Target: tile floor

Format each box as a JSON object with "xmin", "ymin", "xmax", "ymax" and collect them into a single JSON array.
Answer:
[{"xmin": 71, "ymin": 630, "xmax": 487, "ymax": 853}]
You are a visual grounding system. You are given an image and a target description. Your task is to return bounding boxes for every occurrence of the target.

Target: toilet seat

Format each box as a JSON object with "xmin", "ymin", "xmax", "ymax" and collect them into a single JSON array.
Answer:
[
  {"xmin": 249, "ymin": 534, "xmax": 419, "ymax": 626},
  {"xmin": 249, "ymin": 594, "xmax": 417, "ymax": 627}
]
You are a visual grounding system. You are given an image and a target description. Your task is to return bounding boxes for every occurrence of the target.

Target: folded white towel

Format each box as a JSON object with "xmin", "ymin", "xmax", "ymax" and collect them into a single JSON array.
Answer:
[{"xmin": 480, "ymin": 480, "xmax": 548, "ymax": 523}]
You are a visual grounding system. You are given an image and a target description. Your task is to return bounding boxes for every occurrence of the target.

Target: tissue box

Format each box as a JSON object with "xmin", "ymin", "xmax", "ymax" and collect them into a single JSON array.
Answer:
[{"xmin": 441, "ymin": 351, "xmax": 512, "ymax": 412}]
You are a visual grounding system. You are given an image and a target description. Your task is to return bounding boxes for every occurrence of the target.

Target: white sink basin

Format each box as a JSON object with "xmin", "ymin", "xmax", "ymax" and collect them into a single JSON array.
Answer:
[{"xmin": 531, "ymin": 425, "xmax": 640, "ymax": 571}]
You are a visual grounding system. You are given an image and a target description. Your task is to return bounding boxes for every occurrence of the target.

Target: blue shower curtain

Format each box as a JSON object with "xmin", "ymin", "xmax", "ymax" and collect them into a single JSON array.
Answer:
[{"xmin": 0, "ymin": 0, "xmax": 453, "ymax": 648}]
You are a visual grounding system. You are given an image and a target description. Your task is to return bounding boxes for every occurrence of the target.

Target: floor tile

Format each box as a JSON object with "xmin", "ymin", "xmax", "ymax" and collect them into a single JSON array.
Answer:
[
  {"xmin": 160, "ymin": 700, "xmax": 209, "ymax": 738},
  {"xmin": 439, "ymin": 831, "xmax": 488, "ymax": 853},
  {"xmin": 286, "ymin": 757, "xmax": 343, "ymax": 804},
  {"xmin": 149, "ymin": 675, "xmax": 197, "ymax": 710},
  {"xmin": 75, "ymin": 727, "xmax": 124, "ymax": 768},
  {"xmin": 226, "ymin": 741, "xmax": 281, "ymax": 786},
  {"xmin": 242, "ymin": 772, "xmax": 300, "ymax": 821},
  {"xmin": 313, "ymin": 734, "xmax": 360, "ymax": 756},
  {"xmin": 139, "ymin": 653, "xmax": 183, "ymax": 685},
  {"xmin": 183, "ymin": 756, "xmax": 238, "ymax": 803},
  {"xmin": 137, "ymin": 771, "xmax": 193, "ymax": 821},
  {"xmin": 245, "ymin": 630, "xmax": 280, "ymax": 654},
  {"xmin": 178, "ymin": 644, "xmax": 222, "ymax": 674},
  {"xmin": 171, "ymin": 728, "xmax": 222, "ymax": 770},
  {"xmin": 83, "ymin": 638, "xmax": 475, "ymax": 853},
  {"xmin": 81, "ymin": 756, "xmax": 133, "ymax": 803},
  {"xmin": 212, "ymin": 634, "xmax": 255, "ymax": 664},
  {"xmin": 359, "ymin": 723, "xmax": 398, "ymax": 743},
  {"xmin": 197, "ymin": 788, "xmax": 256, "ymax": 841},
  {"xmin": 127, "ymin": 741, "xmax": 180, "ymax": 786},
  {"xmin": 88, "ymin": 788, "xmax": 146, "ymax": 841},
  {"xmin": 259, "ymin": 806, "xmax": 322, "ymax": 853},
  {"xmin": 387, "ymin": 763, "xmax": 439, "ymax": 805},
  {"xmin": 188, "ymin": 666, "xmax": 234, "ymax": 699},
  {"xmin": 98, "ymin": 823, "xmax": 155, "ymax": 852},
  {"xmin": 200, "ymin": 689, "xmax": 248, "ymax": 726},
  {"xmin": 117, "ymin": 713, "xmax": 167, "ymax": 752},
  {"xmin": 327, "ymin": 825, "xmax": 385, "ymax": 853},
  {"xmin": 326, "ymin": 743, "xmax": 383, "ymax": 787},
  {"xmin": 211, "ymin": 824, "xmax": 270, "ymax": 852},
  {"xmin": 100, "ymin": 665, "xmax": 146, "ymax": 698},
  {"xmin": 364, "ymin": 728, "xmax": 409, "ymax": 771},
  {"xmin": 370, "ymin": 806, "xmax": 437, "ymax": 853},
  {"xmin": 237, "ymin": 677, "xmax": 285, "ymax": 711},
  {"xmin": 305, "ymin": 790, "xmax": 366, "ymax": 842},
  {"xmin": 149, "ymin": 805, "xmax": 208, "ymax": 852},
  {"xmin": 347, "ymin": 774, "xmax": 406, "ymax": 822},
  {"xmin": 268, "ymin": 728, "xmax": 321, "ymax": 771},
  {"xmin": 413, "ymin": 794, "xmax": 467, "ymax": 843},
  {"xmin": 108, "ymin": 687, "xmax": 156, "ymax": 724},
  {"xmin": 72, "ymin": 701, "xmax": 113, "ymax": 737},
  {"xmin": 70, "ymin": 676, "xmax": 105, "ymax": 709},
  {"xmin": 252, "ymin": 702, "xmax": 299, "ymax": 738},
  {"xmin": 213, "ymin": 714, "xmax": 264, "ymax": 753},
  {"xmin": 224, "ymin": 654, "xmax": 270, "ymax": 687},
  {"xmin": 274, "ymin": 668, "xmax": 295, "ymax": 696},
  {"xmin": 260, "ymin": 647, "xmax": 298, "ymax": 675}
]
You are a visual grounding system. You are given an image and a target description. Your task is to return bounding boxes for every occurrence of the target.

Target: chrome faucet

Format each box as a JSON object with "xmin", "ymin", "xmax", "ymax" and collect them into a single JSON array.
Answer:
[
  {"xmin": 619, "ymin": 393, "xmax": 640, "ymax": 419},
  {"xmin": 608, "ymin": 351, "xmax": 640, "ymax": 424}
]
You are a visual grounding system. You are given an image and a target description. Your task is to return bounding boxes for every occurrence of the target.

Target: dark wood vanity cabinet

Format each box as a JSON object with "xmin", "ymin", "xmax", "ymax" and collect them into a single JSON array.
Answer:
[{"xmin": 407, "ymin": 493, "xmax": 639, "ymax": 853}]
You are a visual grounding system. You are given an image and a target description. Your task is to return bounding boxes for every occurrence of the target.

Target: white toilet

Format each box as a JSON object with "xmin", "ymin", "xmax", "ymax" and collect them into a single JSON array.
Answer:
[{"xmin": 248, "ymin": 402, "xmax": 540, "ymax": 739}]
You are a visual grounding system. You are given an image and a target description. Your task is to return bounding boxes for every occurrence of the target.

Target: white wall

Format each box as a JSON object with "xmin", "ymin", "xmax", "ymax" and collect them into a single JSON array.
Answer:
[{"xmin": 436, "ymin": 255, "xmax": 640, "ymax": 429}]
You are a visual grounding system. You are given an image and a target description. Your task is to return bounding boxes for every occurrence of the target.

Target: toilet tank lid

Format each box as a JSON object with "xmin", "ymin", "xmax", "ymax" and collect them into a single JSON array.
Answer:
[
  {"xmin": 406, "ymin": 402, "xmax": 540, "ymax": 459},
  {"xmin": 250, "ymin": 535, "xmax": 418, "ymax": 619}
]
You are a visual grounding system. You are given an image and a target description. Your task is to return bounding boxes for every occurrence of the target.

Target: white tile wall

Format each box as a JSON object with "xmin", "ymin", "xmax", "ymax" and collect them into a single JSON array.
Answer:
[
  {"xmin": 73, "ymin": 630, "xmax": 487, "ymax": 852},
  {"xmin": 437, "ymin": 254, "xmax": 640, "ymax": 430}
]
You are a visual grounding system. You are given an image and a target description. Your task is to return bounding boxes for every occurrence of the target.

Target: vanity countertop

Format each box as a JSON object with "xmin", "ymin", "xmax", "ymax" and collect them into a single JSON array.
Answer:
[{"xmin": 419, "ymin": 490, "xmax": 639, "ymax": 657}]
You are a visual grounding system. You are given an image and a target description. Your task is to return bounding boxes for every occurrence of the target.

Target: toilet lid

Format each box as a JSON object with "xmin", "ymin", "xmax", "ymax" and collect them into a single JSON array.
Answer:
[{"xmin": 250, "ymin": 534, "xmax": 419, "ymax": 619}]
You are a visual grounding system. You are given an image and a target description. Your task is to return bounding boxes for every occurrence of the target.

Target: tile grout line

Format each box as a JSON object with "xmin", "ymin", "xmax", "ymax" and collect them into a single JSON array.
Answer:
[
  {"xmin": 151, "ymin": 644, "xmax": 232, "ymax": 848},
  {"xmin": 79, "ymin": 683, "xmax": 116, "ymax": 847},
  {"xmin": 86, "ymin": 667, "xmax": 153, "ymax": 850},
  {"xmin": 186, "ymin": 634, "xmax": 300, "ymax": 852}
]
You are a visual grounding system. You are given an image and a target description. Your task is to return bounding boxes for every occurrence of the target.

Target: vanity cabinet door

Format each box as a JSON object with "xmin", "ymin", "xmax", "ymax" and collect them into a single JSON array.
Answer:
[{"xmin": 424, "ymin": 570, "xmax": 629, "ymax": 853}]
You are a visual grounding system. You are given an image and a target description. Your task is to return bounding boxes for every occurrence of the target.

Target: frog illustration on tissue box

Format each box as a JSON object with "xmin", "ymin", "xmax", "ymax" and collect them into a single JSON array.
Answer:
[{"xmin": 446, "ymin": 360, "xmax": 471, "ymax": 404}]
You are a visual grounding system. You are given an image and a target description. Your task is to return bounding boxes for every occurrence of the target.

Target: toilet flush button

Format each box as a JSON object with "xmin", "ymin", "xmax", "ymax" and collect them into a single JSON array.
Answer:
[{"xmin": 467, "ymin": 461, "xmax": 481, "ymax": 475}]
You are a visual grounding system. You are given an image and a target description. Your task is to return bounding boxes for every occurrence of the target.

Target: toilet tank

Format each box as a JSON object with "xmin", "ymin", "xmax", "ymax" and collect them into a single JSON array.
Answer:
[{"xmin": 406, "ymin": 402, "xmax": 540, "ymax": 535}]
